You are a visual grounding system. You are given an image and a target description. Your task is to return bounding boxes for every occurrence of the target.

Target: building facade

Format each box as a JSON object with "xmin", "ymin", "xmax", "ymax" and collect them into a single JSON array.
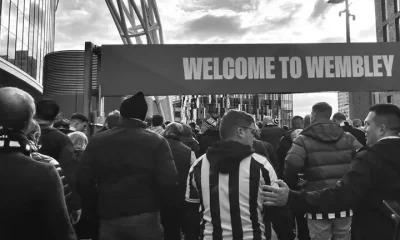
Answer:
[
  {"xmin": 374, "ymin": 0, "xmax": 400, "ymax": 106},
  {"xmin": 0, "ymin": 0, "xmax": 56, "ymax": 98},
  {"xmin": 338, "ymin": 92, "xmax": 349, "ymax": 118},
  {"xmin": 176, "ymin": 94, "xmax": 294, "ymax": 127}
]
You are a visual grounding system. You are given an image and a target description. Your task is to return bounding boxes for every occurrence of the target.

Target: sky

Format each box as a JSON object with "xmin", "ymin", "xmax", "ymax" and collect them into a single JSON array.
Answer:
[{"xmin": 54, "ymin": 0, "xmax": 377, "ymax": 117}]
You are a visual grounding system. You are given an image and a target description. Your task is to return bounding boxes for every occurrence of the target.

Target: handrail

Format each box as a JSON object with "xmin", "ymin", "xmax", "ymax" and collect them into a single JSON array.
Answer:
[{"xmin": 382, "ymin": 200, "xmax": 400, "ymax": 240}]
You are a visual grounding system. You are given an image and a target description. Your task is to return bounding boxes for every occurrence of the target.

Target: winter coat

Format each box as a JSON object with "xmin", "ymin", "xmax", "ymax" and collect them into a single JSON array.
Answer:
[
  {"xmin": 30, "ymin": 145, "xmax": 73, "ymax": 214},
  {"xmin": 288, "ymin": 137, "xmax": 400, "ymax": 240},
  {"xmin": 182, "ymin": 137, "xmax": 200, "ymax": 158},
  {"xmin": 165, "ymin": 135, "xmax": 192, "ymax": 203},
  {"xmin": 284, "ymin": 120, "xmax": 362, "ymax": 193},
  {"xmin": 276, "ymin": 129, "xmax": 301, "ymax": 179},
  {"xmin": 0, "ymin": 130, "xmax": 76, "ymax": 240},
  {"xmin": 39, "ymin": 126, "xmax": 81, "ymax": 212},
  {"xmin": 253, "ymin": 139, "xmax": 280, "ymax": 177},
  {"xmin": 260, "ymin": 125, "xmax": 285, "ymax": 150},
  {"xmin": 198, "ymin": 129, "xmax": 221, "ymax": 156},
  {"xmin": 76, "ymin": 118, "xmax": 178, "ymax": 220}
]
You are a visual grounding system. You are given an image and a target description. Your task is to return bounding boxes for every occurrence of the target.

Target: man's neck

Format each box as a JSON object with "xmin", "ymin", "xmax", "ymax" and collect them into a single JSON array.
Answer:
[{"xmin": 35, "ymin": 119, "xmax": 53, "ymax": 128}]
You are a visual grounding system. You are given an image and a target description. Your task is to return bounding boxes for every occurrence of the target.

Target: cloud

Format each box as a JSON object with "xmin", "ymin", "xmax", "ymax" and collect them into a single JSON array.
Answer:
[
  {"xmin": 55, "ymin": 0, "xmax": 121, "ymax": 50},
  {"xmin": 359, "ymin": 26, "xmax": 376, "ymax": 39},
  {"xmin": 293, "ymin": 92, "xmax": 338, "ymax": 117},
  {"xmin": 179, "ymin": 0, "xmax": 261, "ymax": 12},
  {"xmin": 309, "ymin": 0, "xmax": 333, "ymax": 22},
  {"xmin": 53, "ymin": 0, "xmax": 378, "ymax": 114},
  {"xmin": 319, "ymin": 36, "xmax": 346, "ymax": 43},
  {"xmin": 182, "ymin": 14, "xmax": 250, "ymax": 39},
  {"xmin": 252, "ymin": 3, "xmax": 303, "ymax": 32}
]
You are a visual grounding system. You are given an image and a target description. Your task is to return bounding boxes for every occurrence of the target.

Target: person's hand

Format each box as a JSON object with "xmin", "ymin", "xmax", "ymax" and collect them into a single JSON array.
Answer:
[
  {"xmin": 261, "ymin": 180, "xmax": 290, "ymax": 206},
  {"xmin": 70, "ymin": 209, "xmax": 82, "ymax": 225}
]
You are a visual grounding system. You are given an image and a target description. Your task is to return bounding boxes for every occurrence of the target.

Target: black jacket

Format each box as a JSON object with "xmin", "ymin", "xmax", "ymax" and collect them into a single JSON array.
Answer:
[
  {"xmin": 253, "ymin": 139, "xmax": 280, "ymax": 177},
  {"xmin": 165, "ymin": 135, "xmax": 192, "ymax": 203},
  {"xmin": 276, "ymin": 129, "xmax": 300, "ymax": 178},
  {"xmin": 77, "ymin": 118, "xmax": 178, "ymax": 220},
  {"xmin": 260, "ymin": 125, "xmax": 285, "ymax": 150},
  {"xmin": 288, "ymin": 138, "xmax": 400, "ymax": 240},
  {"xmin": 0, "ymin": 131, "xmax": 76, "ymax": 240},
  {"xmin": 198, "ymin": 129, "xmax": 221, "ymax": 156},
  {"xmin": 39, "ymin": 126, "xmax": 81, "ymax": 211},
  {"xmin": 341, "ymin": 122, "xmax": 367, "ymax": 146},
  {"xmin": 30, "ymin": 146, "xmax": 73, "ymax": 214}
]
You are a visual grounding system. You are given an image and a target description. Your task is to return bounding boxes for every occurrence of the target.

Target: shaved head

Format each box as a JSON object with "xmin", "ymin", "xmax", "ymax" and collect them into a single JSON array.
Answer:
[{"xmin": 0, "ymin": 87, "xmax": 35, "ymax": 131}]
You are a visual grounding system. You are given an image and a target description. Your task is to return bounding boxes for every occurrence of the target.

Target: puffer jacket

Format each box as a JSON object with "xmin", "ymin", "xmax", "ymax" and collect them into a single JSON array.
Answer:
[{"xmin": 284, "ymin": 120, "xmax": 362, "ymax": 192}]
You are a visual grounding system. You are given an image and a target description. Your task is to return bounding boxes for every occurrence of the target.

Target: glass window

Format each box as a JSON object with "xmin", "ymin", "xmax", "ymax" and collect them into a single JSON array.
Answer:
[
  {"xmin": 17, "ymin": 10, "xmax": 23, "ymax": 40},
  {"xmin": 33, "ymin": 27, "xmax": 38, "ymax": 55},
  {"xmin": 15, "ymin": 38, "xmax": 22, "ymax": 68},
  {"xmin": 0, "ymin": 26, "xmax": 8, "ymax": 59},
  {"xmin": 22, "ymin": 43, "xmax": 28, "ymax": 71},
  {"xmin": 32, "ymin": 53, "xmax": 37, "ymax": 79},
  {"xmin": 8, "ymin": 32, "xmax": 16, "ymax": 64},
  {"xmin": 34, "ymin": 0, "xmax": 39, "ymax": 27},
  {"xmin": 11, "ymin": 0, "xmax": 18, "ymax": 5},
  {"xmin": 29, "ymin": 0, "xmax": 34, "ymax": 24},
  {"xmin": 24, "ymin": 0, "xmax": 30, "ymax": 18},
  {"xmin": 28, "ymin": 23, "xmax": 33, "ymax": 49},
  {"xmin": 397, "ymin": 0, "xmax": 400, "ymax": 12},
  {"xmin": 1, "ymin": 0, "xmax": 10, "ymax": 29},
  {"xmin": 18, "ymin": 0, "xmax": 25, "ymax": 12},
  {"xmin": 23, "ymin": 16, "xmax": 28, "ymax": 44},
  {"xmin": 27, "ymin": 47, "xmax": 33, "ymax": 76},
  {"xmin": 9, "ymin": 3, "xmax": 17, "ymax": 34}
]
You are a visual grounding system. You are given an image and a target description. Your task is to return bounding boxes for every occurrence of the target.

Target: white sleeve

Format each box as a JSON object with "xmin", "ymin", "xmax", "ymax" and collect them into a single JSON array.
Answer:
[{"xmin": 190, "ymin": 151, "xmax": 197, "ymax": 165}]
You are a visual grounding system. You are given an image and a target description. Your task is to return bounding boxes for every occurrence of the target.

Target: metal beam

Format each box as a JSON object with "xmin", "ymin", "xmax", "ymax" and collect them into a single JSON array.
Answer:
[
  {"xmin": 104, "ymin": 0, "xmax": 173, "ymax": 121},
  {"xmin": 83, "ymin": 42, "xmax": 94, "ymax": 136}
]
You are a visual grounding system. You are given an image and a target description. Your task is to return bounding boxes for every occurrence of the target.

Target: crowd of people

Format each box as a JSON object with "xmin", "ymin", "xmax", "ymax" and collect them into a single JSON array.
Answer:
[{"xmin": 0, "ymin": 86, "xmax": 399, "ymax": 240}]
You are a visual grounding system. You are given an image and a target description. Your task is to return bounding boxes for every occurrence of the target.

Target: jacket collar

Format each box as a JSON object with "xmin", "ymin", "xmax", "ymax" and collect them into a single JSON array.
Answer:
[
  {"xmin": 165, "ymin": 134, "xmax": 181, "ymax": 141},
  {"xmin": 120, "ymin": 118, "xmax": 146, "ymax": 129}
]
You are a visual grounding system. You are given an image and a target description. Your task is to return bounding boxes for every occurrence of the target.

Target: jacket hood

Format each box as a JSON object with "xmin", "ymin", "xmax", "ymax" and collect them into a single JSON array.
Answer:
[
  {"xmin": 206, "ymin": 140, "xmax": 254, "ymax": 174},
  {"xmin": 301, "ymin": 120, "xmax": 344, "ymax": 143}
]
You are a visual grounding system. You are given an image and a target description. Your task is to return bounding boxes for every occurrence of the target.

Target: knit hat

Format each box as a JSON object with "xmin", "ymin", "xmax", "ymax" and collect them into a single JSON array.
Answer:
[
  {"xmin": 119, "ymin": 92, "xmax": 148, "ymax": 121},
  {"xmin": 273, "ymin": 118, "xmax": 279, "ymax": 125}
]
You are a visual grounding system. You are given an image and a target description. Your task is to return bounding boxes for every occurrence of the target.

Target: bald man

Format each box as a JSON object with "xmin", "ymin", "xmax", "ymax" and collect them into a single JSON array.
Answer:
[
  {"xmin": 0, "ymin": 87, "xmax": 76, "ymax": 240},
  {"xmin": 162, "ymin": 122, "xmax": 195, "ymax": 239}
]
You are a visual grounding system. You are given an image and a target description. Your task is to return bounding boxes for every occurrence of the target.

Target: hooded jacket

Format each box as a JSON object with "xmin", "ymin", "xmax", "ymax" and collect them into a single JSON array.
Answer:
[
  {"xmin": 207, "ymin": 140, "xmax": 255, "ymax": 174},
  {"xmin": 187, "ymin": 140, "xmax": 293, "ymax": 240},
  {"xmin": 284, "ymin": 120, "xmax": 362, "ymax": 192},
  {"xmin": 288, "ymin": 137, "xmax": 400, "ymax": 240}
]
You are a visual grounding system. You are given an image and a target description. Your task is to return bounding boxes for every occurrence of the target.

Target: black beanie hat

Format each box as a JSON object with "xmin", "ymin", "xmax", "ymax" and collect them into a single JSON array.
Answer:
[{"xmin": 120, "ymin": 92, "xmax": 148, "ymax": 120}]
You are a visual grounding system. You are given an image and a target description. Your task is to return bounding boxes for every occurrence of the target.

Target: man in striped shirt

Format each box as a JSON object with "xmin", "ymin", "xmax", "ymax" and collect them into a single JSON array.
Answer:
[{"xmin": 185, "ymin": 109, "xmax": 288, "ymax": 240}]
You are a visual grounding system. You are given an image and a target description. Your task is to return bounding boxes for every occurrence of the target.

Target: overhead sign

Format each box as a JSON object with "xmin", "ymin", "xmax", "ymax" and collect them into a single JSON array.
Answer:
[{"xmin": 99, "ymin": 43, "xmax": 399, "ymax": 96}]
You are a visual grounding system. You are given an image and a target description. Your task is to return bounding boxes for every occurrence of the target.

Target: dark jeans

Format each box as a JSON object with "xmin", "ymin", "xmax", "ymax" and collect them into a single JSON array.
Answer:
[
  {"xmin": 295, "ymin": 212, "xmax": 310, "ymax": 240},
  {"xmin": 161, "ymin": 204, "xmax": 183, "ymax": 240},
  {"xmin": 99, "ymin": 212, "xmax": 163, "ymax": 240}
]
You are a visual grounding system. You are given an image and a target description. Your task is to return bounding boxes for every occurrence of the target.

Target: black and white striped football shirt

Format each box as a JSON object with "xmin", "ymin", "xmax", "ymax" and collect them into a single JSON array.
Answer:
[{"xmin": 185, "ymin": 153, "xmax": 278, "ymax": 240}]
